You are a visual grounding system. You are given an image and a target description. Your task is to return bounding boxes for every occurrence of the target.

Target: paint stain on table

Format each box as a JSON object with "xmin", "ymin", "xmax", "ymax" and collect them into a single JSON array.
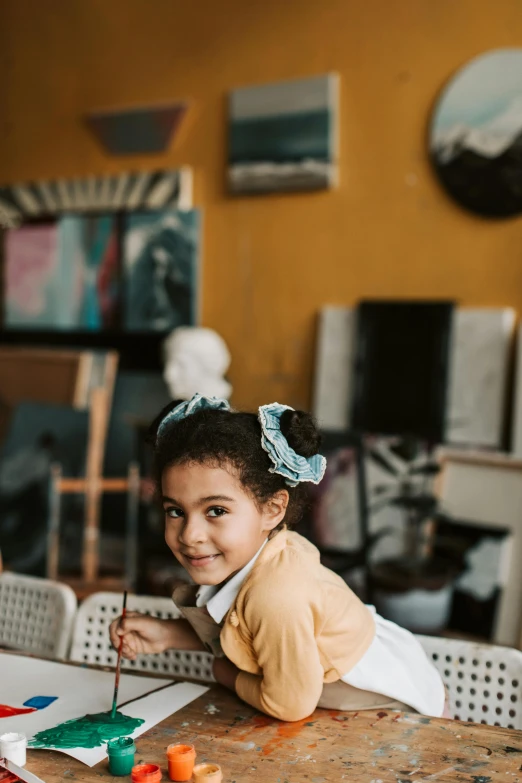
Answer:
[{"xmin": 29, "ymin": 711, "xmax": 144, "ymax": 749}]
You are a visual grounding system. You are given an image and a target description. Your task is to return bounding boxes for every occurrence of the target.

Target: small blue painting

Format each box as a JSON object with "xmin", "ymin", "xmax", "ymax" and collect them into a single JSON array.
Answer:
[{"xmin": 228, "ymin": 73, "xmax": 339, "ymax": 195}]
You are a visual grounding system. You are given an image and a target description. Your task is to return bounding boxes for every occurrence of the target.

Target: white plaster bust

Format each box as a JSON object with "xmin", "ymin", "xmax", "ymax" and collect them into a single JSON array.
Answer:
[{"xmin": 163, "ymin": 327, "xmax": 232, "ymax": 401}]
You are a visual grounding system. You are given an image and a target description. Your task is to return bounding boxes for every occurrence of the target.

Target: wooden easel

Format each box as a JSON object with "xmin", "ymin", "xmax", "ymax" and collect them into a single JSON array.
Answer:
[
  {"xmin": 47, "ymin": 454, "xmax": 141, "ymax": 599},
  {"xmin": 0, "ymin": 347, "xmax": 121, "ymax": 595},
  {"xmin": 44, "ymin": 365, "xmax": 140, "ymax": 599}
]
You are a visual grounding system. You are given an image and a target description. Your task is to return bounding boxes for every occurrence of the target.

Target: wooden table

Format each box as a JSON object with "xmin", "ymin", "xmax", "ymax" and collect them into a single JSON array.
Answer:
[{"xmin": 24, "ymin": 685, "xmax": 522, "ymax": 783}]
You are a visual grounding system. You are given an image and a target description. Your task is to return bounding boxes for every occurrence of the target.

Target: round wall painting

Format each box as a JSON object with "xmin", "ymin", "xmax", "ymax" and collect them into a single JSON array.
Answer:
[{"xmin": 430, "ymin": 48, "xmax": 522, "ymax": 218}]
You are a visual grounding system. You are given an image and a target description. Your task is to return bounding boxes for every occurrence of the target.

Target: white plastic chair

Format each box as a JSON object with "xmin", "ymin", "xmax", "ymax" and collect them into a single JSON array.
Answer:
[
  {"xmin": 70, "ymin": 591, "xmax": 214, "ymax": 682},
  {"xmin": 0, "ymin": 572, "xmax": 77, "ymax": 659},
  {"xmin": 418, "ymin": 634, "xmax": 522, "ymax": 729}
]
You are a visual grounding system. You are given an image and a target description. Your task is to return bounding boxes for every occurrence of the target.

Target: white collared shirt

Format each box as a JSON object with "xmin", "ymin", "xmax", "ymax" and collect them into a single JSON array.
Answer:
[
  {"xmin": 195, "ymin": 539, "xmax": 267, "ymax": 623},
  {"xmin": 194, "ymin": 539, "xmax": 444, "ymax": 716}
]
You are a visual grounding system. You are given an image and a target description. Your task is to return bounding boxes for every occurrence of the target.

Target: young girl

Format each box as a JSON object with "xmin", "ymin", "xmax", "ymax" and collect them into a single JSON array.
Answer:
[{"xmin": 110, "ymin": 393, "xmax": 446, "ymax": 722}]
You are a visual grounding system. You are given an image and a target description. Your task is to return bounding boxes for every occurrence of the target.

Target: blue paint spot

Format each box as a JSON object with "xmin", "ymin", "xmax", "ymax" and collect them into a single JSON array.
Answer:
[{"xmin": 24, "ymin": 696, "xmax": 58, "ymax": 710}]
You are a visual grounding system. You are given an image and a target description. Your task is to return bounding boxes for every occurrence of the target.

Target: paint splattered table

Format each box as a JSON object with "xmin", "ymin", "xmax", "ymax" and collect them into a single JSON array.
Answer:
[{"xmin": 25, "ymin": 688, "xmax": 522, "ymax": 783}]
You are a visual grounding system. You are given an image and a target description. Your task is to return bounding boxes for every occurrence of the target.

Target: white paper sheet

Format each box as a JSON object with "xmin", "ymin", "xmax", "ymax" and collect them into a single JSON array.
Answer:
[
  {"xmin": 0, "ymin": 654, "xmax": 207, "ymax": 766},
  {"xmin": 59, "ymin": 682, "xmax": 208, "ymax": 766}
]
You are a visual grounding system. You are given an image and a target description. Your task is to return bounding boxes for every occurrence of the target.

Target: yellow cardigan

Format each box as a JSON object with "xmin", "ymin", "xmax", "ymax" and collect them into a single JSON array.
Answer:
[{"xmin": 220, "ymin": 530, "xmax": 375, "ymax": 721}]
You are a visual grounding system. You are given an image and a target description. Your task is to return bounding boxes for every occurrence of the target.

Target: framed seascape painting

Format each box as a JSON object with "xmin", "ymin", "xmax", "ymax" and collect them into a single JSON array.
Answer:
[{"xmin": 228, "ymin": 73, "xmax": 339, "ymax": 195}]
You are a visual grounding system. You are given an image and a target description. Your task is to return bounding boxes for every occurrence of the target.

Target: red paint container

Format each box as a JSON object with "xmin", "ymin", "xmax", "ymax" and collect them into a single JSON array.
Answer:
[
  {"xmin": 166, "ymin": 743, "xmax": 196, "ymax": 781},
  {"xmin": 131, "ymin": 763, "xmax": 162, "ymax": 783}
]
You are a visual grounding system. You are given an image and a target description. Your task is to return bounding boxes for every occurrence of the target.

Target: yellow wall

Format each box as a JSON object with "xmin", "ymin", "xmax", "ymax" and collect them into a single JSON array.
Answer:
[{"xmin": 1, "ymin": 0, "xmax": 522, "ymax": 410}]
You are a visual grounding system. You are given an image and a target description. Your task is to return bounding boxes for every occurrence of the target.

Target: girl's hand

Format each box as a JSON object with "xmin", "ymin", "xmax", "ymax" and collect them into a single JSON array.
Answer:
[
  {"xmin": 213, "ymin": 657, "xmax": 240, "ymax": 691},
  {"xmin": 109, "ymin": 612, "xmax": 176, "ymax": 660}
]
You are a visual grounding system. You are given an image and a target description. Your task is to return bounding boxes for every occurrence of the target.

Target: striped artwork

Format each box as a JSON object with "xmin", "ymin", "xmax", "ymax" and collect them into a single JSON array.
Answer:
[{"xmin": 0, "ymin": 167, "xmax": 193, "ymax": 228}]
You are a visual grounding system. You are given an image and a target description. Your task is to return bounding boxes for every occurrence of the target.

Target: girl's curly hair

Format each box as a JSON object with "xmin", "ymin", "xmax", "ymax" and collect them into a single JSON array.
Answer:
[{"xmin": 149, "ymin": 403, "xmax": 322, "ymax": 527}]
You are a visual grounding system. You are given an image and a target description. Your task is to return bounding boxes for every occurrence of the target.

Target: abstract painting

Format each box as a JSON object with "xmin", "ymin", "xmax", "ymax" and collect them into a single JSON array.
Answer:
[
  {"xmin": 228, "ymin": 73, "xmax": 339, "ymax": 194},
  {"xmin": 123, "ymin": 209, "xmax": 200, "ymax": 331},
  {"xmin": 4, "ymin": 224, "xmax": 58, "ymax": 327},
  {"xmin": 5, "ymin": 216, "xmax": 118, "ymax": 330},
  {"xmin": 435, "ymin": 518, "xmax": 511, "ymax": 641},
  {"xmin": 430, "ymin": 48, "xmax": 522, "ymax": 217},
  {"xmin": 58, "ymin": 215, "xmax": 119, "ymax": 329},
  {"xmin": 437, "ymin": 450, "xmax": 522, "ymax": 646},
  {"xmin": 0, "ymin": 653, "xmax": 207, "ymax": 766}
]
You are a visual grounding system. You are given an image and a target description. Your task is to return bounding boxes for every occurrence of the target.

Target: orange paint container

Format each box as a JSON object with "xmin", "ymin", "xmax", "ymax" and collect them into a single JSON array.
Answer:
[
  {"xmin": 193, "ymin": 762, "xmax": 223, "ymax": 783},
  {"xmin": 131, "ymin": 763, "xmax": 162, "ymax": 783},
  {"xmin": 166, "ymin": 743, "xmax": 196, "ymax": 782}
]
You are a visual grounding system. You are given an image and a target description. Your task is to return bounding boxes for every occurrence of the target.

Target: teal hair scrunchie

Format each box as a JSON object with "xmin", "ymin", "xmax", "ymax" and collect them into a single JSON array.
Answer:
[
  {"xmin": 156, "ymin": 393, "xmax": 231, "ymax": 440},
  {"xmin": 258, "ymin": 402, "xmax": 327, "ymax": 487}
]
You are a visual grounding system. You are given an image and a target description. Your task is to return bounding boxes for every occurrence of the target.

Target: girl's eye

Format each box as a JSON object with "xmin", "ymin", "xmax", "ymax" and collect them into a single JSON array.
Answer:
[
  {"xmin": 165, "ymin": 507, "xmax": 183, "ymax": 519},
  {"xmin": 207, "ymin": 506, "xmax": 227, "ymax": 518}
]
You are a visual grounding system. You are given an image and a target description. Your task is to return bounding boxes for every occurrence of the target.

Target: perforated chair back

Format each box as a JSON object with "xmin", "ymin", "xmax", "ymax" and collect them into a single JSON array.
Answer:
[
  {"xmin": 0, "ymin": 572, "xmax": 77, "ymax": 659},
  {"xmin": 418, "ymin": 634, "xmax": 522, "ymax": 729},
  {"xmin": 70, "ymin": 591, "xmax": 214, "ymax": 682}
]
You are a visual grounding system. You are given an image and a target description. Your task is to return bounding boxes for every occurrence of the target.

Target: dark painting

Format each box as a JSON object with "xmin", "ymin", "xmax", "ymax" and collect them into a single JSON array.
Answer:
[{"xmin": 430, "ymin": 49, "xmax": 522, "ymax": 218}]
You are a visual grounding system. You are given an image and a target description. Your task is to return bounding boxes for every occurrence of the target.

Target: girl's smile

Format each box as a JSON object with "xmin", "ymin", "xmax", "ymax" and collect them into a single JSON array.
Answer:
[{"xmin": 182, "ymin": 552, "xmax": 221, "ymax": 568}]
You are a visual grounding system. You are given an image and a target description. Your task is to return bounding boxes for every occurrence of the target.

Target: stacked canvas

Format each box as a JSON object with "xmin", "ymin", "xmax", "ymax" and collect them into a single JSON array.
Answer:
[{"xmin": 313, "ymin": 305, "xmax": 515, "ymax": 449}]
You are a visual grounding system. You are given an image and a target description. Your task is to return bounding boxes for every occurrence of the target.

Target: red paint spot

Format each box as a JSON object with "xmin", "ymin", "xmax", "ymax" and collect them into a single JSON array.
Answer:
[
  {"xmin": 262, "ymin": 718, "xmax": 310, "ymax": 756},
  {"xmin": 308, "ymin": 743, "xmax": 317, "ymax": 749},
  {"xmin": 0, "ymin": 705, "xmax": 36, "ymax": 718},
  {"xmin": 0, "ymin": 768, "xmax": 21, "ymax": 782},
  {"xmin": 370, "ymin": 711, "xmax": 390, "ymax": 727},
  {"xmin": 231, "ymin": 713, "xmax": 277, "ymax": 745},
  {"xmin": 251, "ymin": 715, "xmax": 275, "ymax": 729}
]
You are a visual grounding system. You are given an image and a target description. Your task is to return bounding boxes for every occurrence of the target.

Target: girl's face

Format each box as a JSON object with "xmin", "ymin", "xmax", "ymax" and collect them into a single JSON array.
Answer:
[{"xmin": 162, "ymin": 462, "xmax": 288, "ymax": 586}]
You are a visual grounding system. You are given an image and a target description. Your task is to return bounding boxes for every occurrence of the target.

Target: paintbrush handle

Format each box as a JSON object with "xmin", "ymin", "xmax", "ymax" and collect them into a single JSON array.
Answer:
[
  {"xmin": 111, "ymin": 593, "xmax": 128, "ymax": 718},
  {"xmin": 111, "ymin": 641, "xmax": 123, "ymax": 718}
]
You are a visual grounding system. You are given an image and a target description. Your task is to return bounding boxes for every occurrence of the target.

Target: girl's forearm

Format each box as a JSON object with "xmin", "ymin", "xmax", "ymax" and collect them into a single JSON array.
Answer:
[{"xmin": 212, "ymin": 656, "xmax": 240, "ymax": 691}]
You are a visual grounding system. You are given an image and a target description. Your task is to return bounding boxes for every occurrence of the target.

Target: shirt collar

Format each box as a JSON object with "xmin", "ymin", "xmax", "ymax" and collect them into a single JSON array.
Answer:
[{"xmin": 195, "ymin": 539, "xmax": 268, "ymax": 623}]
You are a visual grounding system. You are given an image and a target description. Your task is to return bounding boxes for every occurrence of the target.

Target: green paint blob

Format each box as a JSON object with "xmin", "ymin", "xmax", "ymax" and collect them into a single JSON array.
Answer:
[{"xmin": 28, "ymin": 710, "xmax": 144, "ymax": 749}]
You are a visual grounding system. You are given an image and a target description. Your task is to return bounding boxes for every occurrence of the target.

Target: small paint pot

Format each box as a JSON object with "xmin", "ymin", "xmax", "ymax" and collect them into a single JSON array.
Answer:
[
  {"xmin": 131, "ymin": 763, "xmax": 162, "ymax": 783},
  {"xmin": 193, "ymin": 762, "xmax": 223, "ymax": 783},
  {"xmin": 0, "ymin": 733, "xmax": 27, "ymax": 767},
  {"xmin": 107, "ymin": 736, "xmax": 136, "ymax": 776},
  {"xmin": 166, "ymin": 743, "xmax": 196, "ymax": 782}
]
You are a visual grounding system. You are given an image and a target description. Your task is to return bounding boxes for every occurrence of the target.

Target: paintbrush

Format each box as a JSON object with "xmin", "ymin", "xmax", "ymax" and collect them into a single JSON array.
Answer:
[{"xmin": 110, "ymin": 590, "xmax": 128, "ymax": 720}]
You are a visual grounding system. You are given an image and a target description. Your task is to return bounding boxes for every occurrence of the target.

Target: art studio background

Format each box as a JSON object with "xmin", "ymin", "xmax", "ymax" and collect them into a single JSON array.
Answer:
[{"xmin": 2, "ymin": 0, "xmax": 522, "ymax": 652}]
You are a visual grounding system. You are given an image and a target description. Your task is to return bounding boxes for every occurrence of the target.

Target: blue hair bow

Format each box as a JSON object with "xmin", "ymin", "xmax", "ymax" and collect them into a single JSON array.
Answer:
[
  {"xmin": 258, "ymin": 402, "xmax": 326, "ymax": 487},
  {"xmin": 157, "ymin": 393, "xmax": 231, "ymax": 440}
]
